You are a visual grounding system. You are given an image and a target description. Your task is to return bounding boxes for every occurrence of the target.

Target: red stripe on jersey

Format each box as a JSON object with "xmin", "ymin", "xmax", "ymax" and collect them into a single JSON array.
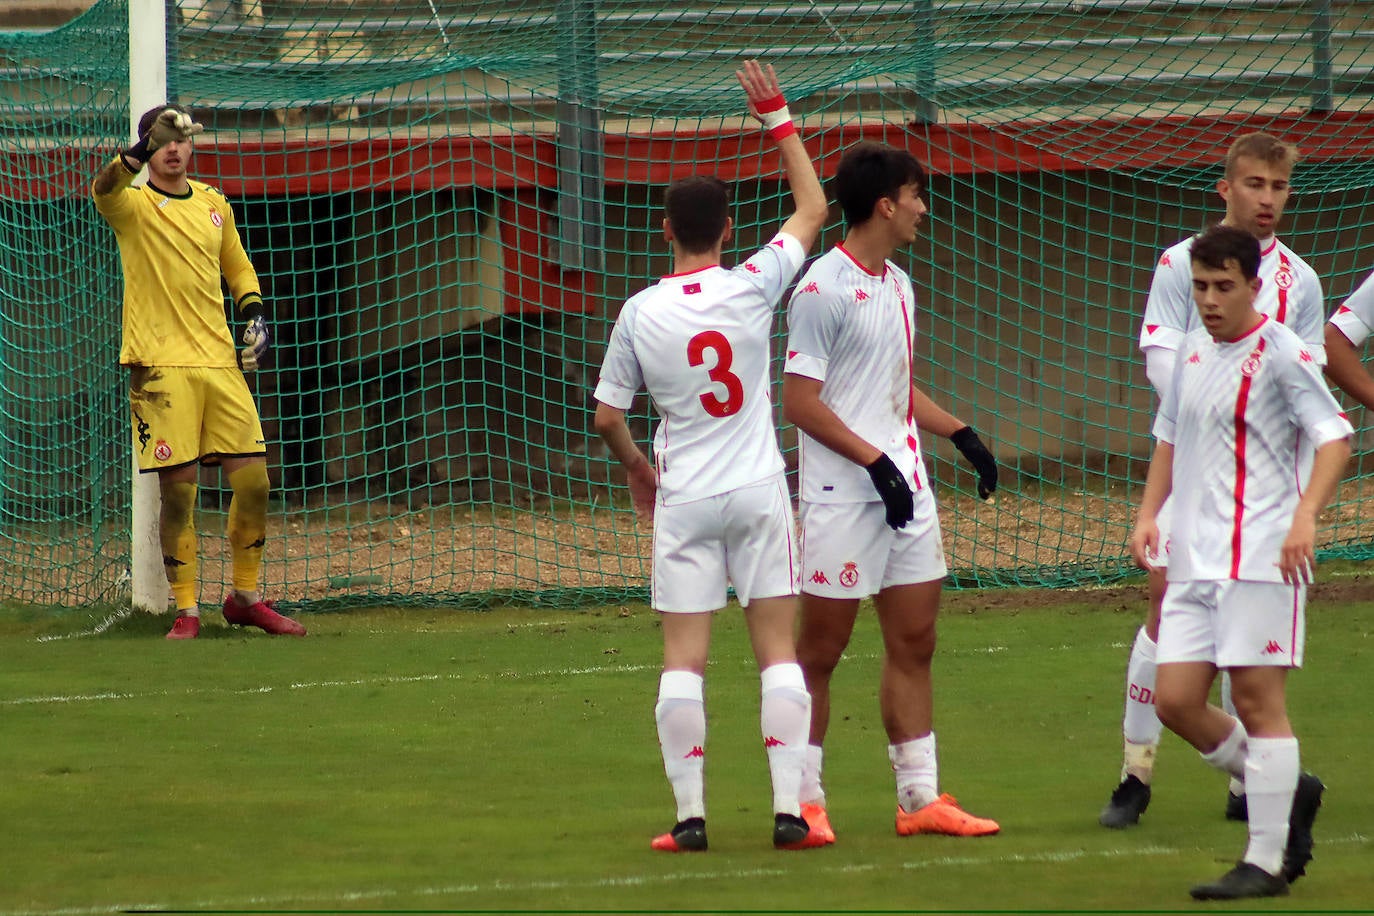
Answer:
[
  {"xmin": 1230, "ymin": 337, "xmax": 1266, "ymax": 577},
  {"xmin": 1274, "ymin": 252, "xmax": 1290, "ymax": 324}
]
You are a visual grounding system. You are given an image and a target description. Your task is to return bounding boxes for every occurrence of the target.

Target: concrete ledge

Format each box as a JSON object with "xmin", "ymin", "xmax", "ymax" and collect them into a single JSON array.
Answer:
[{"xmin": 0, "ymin": 0, "xmax": 94, "ymax": 29}]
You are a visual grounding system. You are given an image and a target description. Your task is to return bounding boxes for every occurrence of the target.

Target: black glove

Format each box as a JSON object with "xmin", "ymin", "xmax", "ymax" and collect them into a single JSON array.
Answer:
[
  {"xmin": 125, "ymin": 108, "xmax": 204, "ymax": 163},
  {"xmin": 236, "ymin": 298, "xmax": 270, "ymax": 372},
  {"xmin": 950, "ymin": 426, "xmax": 997, "ymax": 499},
  {"xmin": 865, "ymin": 453, "xmax": 915, "ymax": 530}
]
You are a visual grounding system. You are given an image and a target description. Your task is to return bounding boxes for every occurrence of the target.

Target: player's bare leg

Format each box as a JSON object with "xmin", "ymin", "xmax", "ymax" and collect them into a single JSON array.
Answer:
[
  {"xmin": 651, "ymin": 612, "xmax": 712, "ymax": 852},
  {"xmin": 744, "ymin": 594, "xmax": 826, "ymax": 848},
  {"xmin": 795, "ymin": 593, "xmax": 860, "ymax": 836},
  {"xmin": 1101, "ymin": 566, "xmax": 1165, "ymax": 825},
  {"xmin": 876, "ymin": 581, "xmax": 998, "ymax": 837}
]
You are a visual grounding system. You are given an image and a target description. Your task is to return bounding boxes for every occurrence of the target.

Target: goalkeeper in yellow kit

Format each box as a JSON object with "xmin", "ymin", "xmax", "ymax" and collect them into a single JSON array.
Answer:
[{"xmin": 92, "ymin": 104, "xmax": 305, "ymax": 639}]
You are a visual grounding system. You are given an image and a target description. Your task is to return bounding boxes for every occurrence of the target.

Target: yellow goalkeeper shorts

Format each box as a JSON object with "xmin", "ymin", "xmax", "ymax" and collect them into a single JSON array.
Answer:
[{"xmin": 129, "ymin": 366, "xmax": 266, "ymax": 472}]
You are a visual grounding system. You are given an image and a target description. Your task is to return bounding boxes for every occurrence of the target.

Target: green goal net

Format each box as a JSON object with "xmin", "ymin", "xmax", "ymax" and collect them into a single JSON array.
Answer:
[{"xmin": 3, "ymin": 0, "xmax": 1373, "ymax": 609}]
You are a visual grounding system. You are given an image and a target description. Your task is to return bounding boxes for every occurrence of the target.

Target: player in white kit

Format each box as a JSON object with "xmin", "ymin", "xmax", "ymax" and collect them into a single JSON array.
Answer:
[
  {"xmin": 592, "ymin": 61, "xmax": 829, "ymax": 852},
  {"xmin": 1102, "ymin": 134, "xmax": 1328, "ymax": 829},
  {"xmin": 782, "ymin": 142, "xmax": 1001, "ymax": 841},
  {"xmin": 1324, "ymin": 269, "xmax": 1374, "ymax": 409},
  {"xmin": 1130, "ymin": 225, "xmax": 1350, "ymax": 900}
]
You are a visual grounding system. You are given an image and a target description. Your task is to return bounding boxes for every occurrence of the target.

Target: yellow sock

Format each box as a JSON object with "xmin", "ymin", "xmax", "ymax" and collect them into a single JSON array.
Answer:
[
  {"xmin": 227, "ymin": 463, "xmax": 270, "ymax": 594},
  {"xmin": 159, "ymin": 480, "xmax": 198, "ymax": 611}
]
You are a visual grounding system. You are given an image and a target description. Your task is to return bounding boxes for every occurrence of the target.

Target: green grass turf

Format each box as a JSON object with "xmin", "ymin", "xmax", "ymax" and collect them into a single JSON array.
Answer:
[{"xmin": 1, "ymin": 591, "xmax": 1372, "ymax": 915}]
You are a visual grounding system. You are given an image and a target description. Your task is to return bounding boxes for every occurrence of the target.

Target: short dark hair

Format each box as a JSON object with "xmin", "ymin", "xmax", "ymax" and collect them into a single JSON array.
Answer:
[
  {"xmin": 1191, "ymin": 225, "xmax": 1261, "ymax": 279},
  {"xmin": 832, "ymin": 142, "xmax": 927, "ymax": 227},
  {"xmin": 137, "ymin": 103, "xmax": 192, "ymax": 138},
  {"xmin": 664, "ymin": 176, "xmax": 730, "ymax": 254}
]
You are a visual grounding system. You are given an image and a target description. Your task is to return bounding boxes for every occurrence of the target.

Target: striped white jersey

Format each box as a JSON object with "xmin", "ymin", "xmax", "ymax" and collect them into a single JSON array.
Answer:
[
  {"xmin": 1327, "ymin": 269, "xmax": 1374, "ymax": 346},
  {"xmin": 784, "ymin": 244, "xmax": 929, "ymax": 504},
  {"xmin": 1155, "ymin": 316, "xmax": 1352, "ymax": 583},
  {"xmin": 1139, "ymin": 233, "xmax": 1326, "ymax": 365},
  {"xmin": 593, "ymin": 232, "xmax": 806, "ymax": 505}
]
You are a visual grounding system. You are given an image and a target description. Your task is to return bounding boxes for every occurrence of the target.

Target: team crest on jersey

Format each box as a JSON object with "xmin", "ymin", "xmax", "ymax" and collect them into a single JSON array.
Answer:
[
  {"xmin": 838, "ymin": 562, "xmax": 859, "ymax": 589},
  {"xmin": 153, "ymin": 440, "xmax": 173, "ymax": 462},
  {"xmin": 1274, "ymin": 268, "xmax": 1293, "ymax": 290},
  {"xmin": 1240, "ymin": 349, "xmax": 1263, "ymax": 377},
  {"xmin": 209, "ymin": 208, "xmax": 223, "ymax": 228},
  {"xmin": 1159, "ymin": 253, "xmax": 1171, "ymax": 267}
]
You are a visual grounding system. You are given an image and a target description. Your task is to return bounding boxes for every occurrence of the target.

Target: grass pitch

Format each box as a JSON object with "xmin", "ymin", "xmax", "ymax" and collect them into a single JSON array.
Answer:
[{"xmin": 1, "ymin": 588, "xmax": 1372, "ymax": 915}]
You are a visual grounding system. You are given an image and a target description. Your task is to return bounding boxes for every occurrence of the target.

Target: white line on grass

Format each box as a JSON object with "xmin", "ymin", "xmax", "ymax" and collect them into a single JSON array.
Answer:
[
  {"xmin": 33, "ymin": 607, "xmax": 134, "ymax": 643},
  {"xmin": 5, "ymin": 834, "xmax": 1367, "ymax": 916}
]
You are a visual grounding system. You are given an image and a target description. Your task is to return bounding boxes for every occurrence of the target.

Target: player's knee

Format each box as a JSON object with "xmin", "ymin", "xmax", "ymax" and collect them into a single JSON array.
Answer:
[
  {"xmin": 159, "ymin": 480, "xmax": 197, "ymax": 530},
  {"xmin": 228, "ymin": 463, "xmax": 270, "ymax": 514}
]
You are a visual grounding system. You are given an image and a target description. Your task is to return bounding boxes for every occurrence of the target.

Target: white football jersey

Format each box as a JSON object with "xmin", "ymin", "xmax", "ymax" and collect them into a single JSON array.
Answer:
[
  {"xmin": 784, "ymin": 244, "xmax": 930, "ymax": 504},
  {"xmin": 1327, "ymin": 269, "xmax": 1374, "ymax": 347},
  {"xmin": 1155, "ymin": 317, "xmax": 1352, "ymax": 583},
  {"xmin": 593, "ymin": 233, "xmax": 806, "ymax": 505},
  {"xmin": 1139, "ymin": 234, "xmax": 1326, "ymax": 364}
]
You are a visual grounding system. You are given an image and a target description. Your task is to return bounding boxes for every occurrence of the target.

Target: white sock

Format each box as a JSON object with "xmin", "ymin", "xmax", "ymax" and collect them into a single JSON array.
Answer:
[
  {"xmin": 1219, "ymin": 673, "xmax": 1246, "ymax": 796},
  {"xmin": 801, "ymin": 744, "xmax": 826, "ymax": 807},
  {"xmin": 760, "ymin": 662, "xmax": 810, "ymax": 817},
  {"xmin": 1242, "ymin": 736, "xmax": 1299, "ymax": 877},
  {"xmin": 889, "ymin": 733, "xmax": 939, "ymax": 812},
  {"xmin": 1201, "ymin": 718, "xmax": 1248, "ymax": 781},
  {"xmin": 1122, "ymin": 627, "xmax": 1162, "ymax": 782},
  {"xmin": 655, "ymin": 670, "xmax": 706, "ymax": 822}
]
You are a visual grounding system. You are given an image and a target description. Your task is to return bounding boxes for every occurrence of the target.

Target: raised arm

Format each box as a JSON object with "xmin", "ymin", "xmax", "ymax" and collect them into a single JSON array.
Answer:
[{"xmin": 736, "ymin": 60, "xmax": 827, "ymax": 252}]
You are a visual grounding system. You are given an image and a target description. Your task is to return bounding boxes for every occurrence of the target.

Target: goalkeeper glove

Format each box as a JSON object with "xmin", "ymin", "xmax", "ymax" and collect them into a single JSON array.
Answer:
[
  {"xmin": 950, "ymin": 426, "xmax": 998, "ymax": 499},
  {"xmin": 237, "ymin": 301, "xmax": 270, "ymax": 372},
  {"xmin": 865, "ymin": 453, "xmax": 915, "ymax": 530},
  {"xmin": 126, "ymin": 108, "xmax": 204, "ymax": 163}
]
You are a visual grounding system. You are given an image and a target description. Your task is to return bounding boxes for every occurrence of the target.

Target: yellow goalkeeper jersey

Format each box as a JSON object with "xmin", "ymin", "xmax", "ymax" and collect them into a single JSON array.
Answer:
[{"xmin": 92, "ymin": 157, "xmax": 262, "ymax": 368}]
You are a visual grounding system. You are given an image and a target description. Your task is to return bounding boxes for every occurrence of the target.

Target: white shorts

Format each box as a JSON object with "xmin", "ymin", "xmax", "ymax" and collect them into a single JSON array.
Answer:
[
  {"xmin": 651, "ymin": 474, "xmax": 799, "ymax": 613},
  {"xmin": 1157, "ymin": 579, "xmax": 1305, "ymax": 668},
  {"xmin": 798, "ymin": 491, "xmax": 947, "ymax": 599}
]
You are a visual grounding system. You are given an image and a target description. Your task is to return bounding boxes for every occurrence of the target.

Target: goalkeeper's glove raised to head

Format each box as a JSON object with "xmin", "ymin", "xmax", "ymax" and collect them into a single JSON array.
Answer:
[
  {"xmin": 865, "ymin": 453, "xmax": 915, "ymax": 530},
  {"xmin": 950, "ymin": 426, "xmax": 998, "ymax": 500},
  {"xmin": 237, "ymin": 300, "xmax": 270, "ymax": 372},
  {"xmin": 125, "ymin": 108, "xmax": 204, "ymax": 164}
]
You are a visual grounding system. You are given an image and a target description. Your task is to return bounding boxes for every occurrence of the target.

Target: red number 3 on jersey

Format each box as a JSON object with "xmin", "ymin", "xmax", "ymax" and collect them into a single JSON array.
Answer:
[{"xmin": 687, "ymin": 330, "xmax": 745, "ymax": 417}]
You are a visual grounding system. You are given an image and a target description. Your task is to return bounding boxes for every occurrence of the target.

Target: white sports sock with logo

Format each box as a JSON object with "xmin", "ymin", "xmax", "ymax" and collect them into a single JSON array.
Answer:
[
  {"xmin": 760, "ymin": 662, "xmax": 810, "ymax": 817},
  {"xmin": 1242, "ymin": 736, "xmax": 1299, "ymax": 877},
  {"xmin": 1122, "ymin": 627, "xmax": 1162, "ymax": 782},
  {"xmin": 890, "ymin": 733, "xmax": 939, "ymax": 812},
  {"xmin": 655, "ymin": 670, "xmax": 706, "ymax": 822}
]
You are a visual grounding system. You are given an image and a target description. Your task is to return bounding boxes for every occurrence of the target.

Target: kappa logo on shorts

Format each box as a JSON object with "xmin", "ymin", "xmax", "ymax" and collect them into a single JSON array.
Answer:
[
  {"xmin": 839, "ymin": 562, "xmax": 859, "ymax": 589},
  {"xmin": 684, "ymin": 746, "xmax": 705, "ymax": 759},
  {"xmin": 134, "ymin": 411, "xmax": 151, "ymax": 452},
  {"xmin": 763, "ymin": 736, "xmax": 786, "ymax": 748},
  {"xmin": 809, "ymin": 570, "xmax": 831, "ymax": 585},
  {"xmin": 1262, "ymin": 640, "xmax": 1285, "ymax": 656},
  {"xmin": 153, "ymin": 440, "xmax": 173, "ymax": 462}
]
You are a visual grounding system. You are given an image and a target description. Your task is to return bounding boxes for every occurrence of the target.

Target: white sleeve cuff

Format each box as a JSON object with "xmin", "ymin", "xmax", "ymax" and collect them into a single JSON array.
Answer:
[
  {"xmin": 592, "ymin": 379, "xmax": 637, "ymax": 410},
  {"xmin": 1310, "ymin": 414, "xmax": 1355, "ymax": 450},
  {"xmin": 1329, "ymin": 308, "xmax": 1372, "ymax": 349},
  {"xmin": 1140, "ymin": 326, "xmax": 1185, "ymax": 353},
  {"xmin": 783, "ymin": 351, "xmax": 827, "ymax": 381}
]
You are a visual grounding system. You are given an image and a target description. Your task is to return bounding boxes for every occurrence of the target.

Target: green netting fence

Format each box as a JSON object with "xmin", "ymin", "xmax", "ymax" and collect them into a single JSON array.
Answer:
[{"xmin": 2, "ymin": 0, "xmax": 1373, "ymax": 609}]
